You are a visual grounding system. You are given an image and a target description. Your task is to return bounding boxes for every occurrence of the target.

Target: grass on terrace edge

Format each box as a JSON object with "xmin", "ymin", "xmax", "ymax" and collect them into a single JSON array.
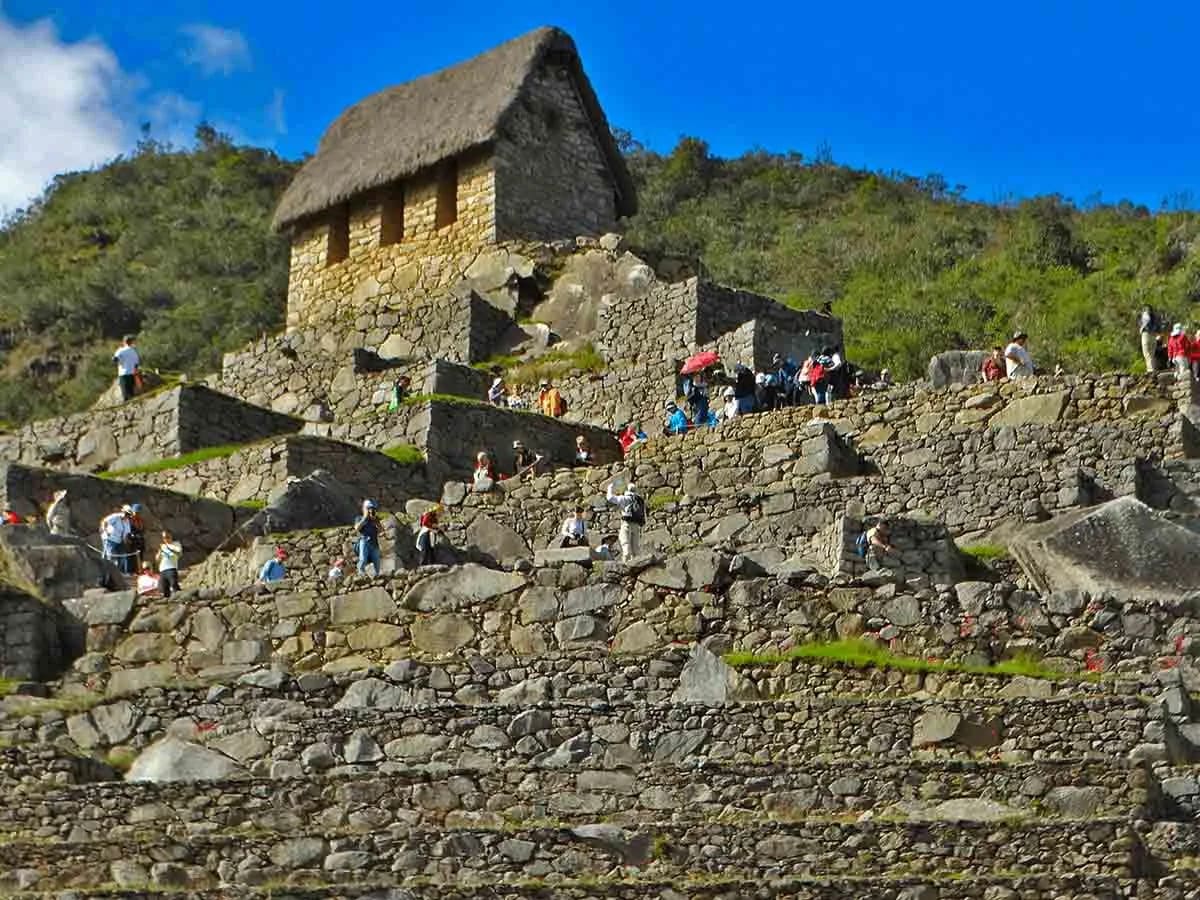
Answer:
[
  {"xmin": 960, "ymin": 543, "xmax": 1009, "ymax": 562},
  {"xmin": 725, "ymin": 638, "xmax": 1095, "ymax": 682},
  {"xmin": 381, "ymin": 443, "xmax": 424, "ymax": 465},
  {"xmin": 473, "ymin": 343, "xmax": 607, "ymax": 386},
  {"xmin": 98, "ymin": 442, "xmax": 252, "ymax": 478}
]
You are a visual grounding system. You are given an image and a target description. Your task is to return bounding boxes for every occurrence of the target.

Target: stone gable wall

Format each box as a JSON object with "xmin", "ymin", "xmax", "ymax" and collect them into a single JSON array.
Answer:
[
  {"xmin": 493, "ymin": 62, "xmax": 618, "ymax": 241},
  {"xmin": 285, "ymin": 146, "xmax": 496, "ymax": 332},
  {"xmin": 0, "ymin": 590, "xmax": 70, "ymax": 681}
]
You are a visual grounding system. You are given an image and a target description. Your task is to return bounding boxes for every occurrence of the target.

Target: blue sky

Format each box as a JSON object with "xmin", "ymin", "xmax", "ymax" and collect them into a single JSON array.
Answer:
[{"xmin": 2, "ymin": 0, "xmax": 1199, "ymax": 214}]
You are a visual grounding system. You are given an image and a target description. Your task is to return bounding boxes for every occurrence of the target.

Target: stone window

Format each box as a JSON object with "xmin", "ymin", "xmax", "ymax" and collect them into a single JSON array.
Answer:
[
  {"xmin": 380, "ymin": 184, "xmax": 405, "ymax": 245},
  {"xmin": 326, "ymin": 205, "xmax": 349, "ymax": 266},
  {"xmin": 436, "ymin": 160, "xmax": 458, "ymax": 228}
]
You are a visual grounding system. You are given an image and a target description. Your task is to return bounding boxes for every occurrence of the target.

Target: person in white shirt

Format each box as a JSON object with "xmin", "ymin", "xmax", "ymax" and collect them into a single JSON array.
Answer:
[
  {"xmin": 112, "ymin": 335, "xmax": 141, "ymax": 402},
  {"xmin": 100, "ymin": 506, "xmax": 133, "ymax": 573},
  {"xmin": 559, "ymin": 506, "xmax": 588, "ymax": 547},
  {"xmin": 1004, "ymin": 331, "xmax": 1034, "ymax": 378},
  {"xmin": 157, "ymin": 531, "xmax": 182, "ymax": 598},
  {"xmin": 605, "ymin": 481, "xmax": 645, "ymax": 562}
]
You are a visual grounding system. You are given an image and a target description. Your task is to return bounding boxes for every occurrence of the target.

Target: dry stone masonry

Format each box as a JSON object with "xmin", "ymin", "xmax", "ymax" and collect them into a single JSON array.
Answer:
[{"xmin": 6, "ymin": 23, "xmax": 1200, "ymax": 900}]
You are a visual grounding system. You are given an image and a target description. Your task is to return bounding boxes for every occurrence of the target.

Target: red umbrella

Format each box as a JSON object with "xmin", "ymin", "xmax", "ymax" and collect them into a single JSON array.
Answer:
[{"xmin": 680, "ymin": 350, "xmax": 720, "ymax": 375}]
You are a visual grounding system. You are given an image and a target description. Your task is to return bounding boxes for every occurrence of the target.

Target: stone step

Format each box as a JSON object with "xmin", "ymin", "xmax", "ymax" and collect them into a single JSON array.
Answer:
[
  {"xmin": 0, "ymin": 818, "xmax": 1141, "ymax": 892},
  {"xmin": 0, "ymin": 874, "xmax": 1145, "ymax": 900},
  {"xmin": 0, "ymin": 759, "xmax": 1149, "ymax": 843},
  {"xmin": 15, "ymin": 694, "xmax": 1151, "ymax": 773}
]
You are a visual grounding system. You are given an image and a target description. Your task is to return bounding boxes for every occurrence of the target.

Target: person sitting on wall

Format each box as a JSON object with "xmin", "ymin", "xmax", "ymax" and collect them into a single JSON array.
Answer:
[
  {"xmin": 354, "ymin": 499, "xmax": 383, "ymax": 577},
  {"xmin": 45, "ymin": 489, "xmax": 70, "ymax": 536},
  {"xmin": 718, "ymin": 387, "xmax": 739, "ymax": 422},
  {"xmin": 512, "ymin": 440, "xmax": 539, "ymax": 476},
  {"xmin": 663, "ymin": 400, "xmax": 690, "ymax": 436},
  {"xmin": 575, "ymin": 435, "xmax": 592, "ymax": 465},
  {"xmin": 157, "ymin": 530, "xmax": 183, "ymax": 599},
  {"xmin": 416, "ymin": 505, "xmax": 442, "ymax": 567},
  {"xmin": 472, "ymin": 452, "xmax": 497, "ymax": 492},
  {"xmin": 259, "ymin": 547, "xmax": 287, "ymax": 583},
  {"xmin": 559, "ymin": 505, "xmax": 589, "ymax": 548},
  {"xmin": 618, "ymin": 422, "xmax": 648, "ymax": 454},
  {"xmin": 982, "ymin": 346, "xmax": 1005, "ymax": 382}
]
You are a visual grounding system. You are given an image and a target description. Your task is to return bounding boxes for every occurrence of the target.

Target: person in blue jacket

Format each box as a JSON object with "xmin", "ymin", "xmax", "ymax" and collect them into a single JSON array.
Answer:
[{"xmin": 663, "ymin": 400, "xmax": 690, "ymax": 436}]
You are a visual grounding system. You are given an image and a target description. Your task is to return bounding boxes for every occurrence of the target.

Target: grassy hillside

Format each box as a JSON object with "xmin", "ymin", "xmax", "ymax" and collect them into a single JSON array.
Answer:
[
  {"xmin": 1, "ymin": 128, "xmax": 1197, "ymax": 427},
  {"xmin": 0, "ymin": 126, "xmax": 296, "ymax": 426},
  {"xmin": 624, "ymin": 137, "xmax": 1200, "ymax": 378}
]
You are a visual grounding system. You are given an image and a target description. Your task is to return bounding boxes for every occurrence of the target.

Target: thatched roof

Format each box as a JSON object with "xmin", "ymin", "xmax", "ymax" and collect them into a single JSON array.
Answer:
[{"xmin": 273, "ymin": 26, "xmax": 636, "ymax": 231}]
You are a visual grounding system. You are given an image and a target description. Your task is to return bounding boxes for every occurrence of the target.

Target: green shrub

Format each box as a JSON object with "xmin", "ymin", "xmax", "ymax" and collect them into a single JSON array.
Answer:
[
  {"xmin": 648, "ymin": 491, "xmax": 681, "ymax": 510},
  {"xmin": 382, "ymin": 443, "xmax": 424, "ymax": 465},
  {"xmin": 961, "ymin": 542, "xmax": 1008, "ymax": 562}
]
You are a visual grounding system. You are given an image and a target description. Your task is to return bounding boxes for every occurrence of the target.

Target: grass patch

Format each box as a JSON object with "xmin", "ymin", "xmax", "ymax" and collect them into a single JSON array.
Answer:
[
  {"xmin": 725, "ymin": 638, "xmax": 1089, "ymax": 682},
  {"xmin": 0, "ymin": 679, "xmax": 18, "ymax": 698},
  {"xmin": 506, "ymin": 343, "xmax": 606, "ymax": 386},
  {"xmin": 961, "ymin": 542, "xmax": 1008, "ymax": 563},
  {"xmin": 5, "ymin": 690, "xmax": 105, "ymax": 717},
  {"xmin": 648, "ymin": 491, "xmax": 682, "ymax": 510},
  {"xmin": 235, "ymin": 499, "xmax": 265, "ymax": 510},
  {"xmin": 99, "ymin": 442, "xmax": 250, "ymax": 478},
  {"xmin": 402, "ymin": 392, "xmax": 491, "ymax": 408},
  {"xmin": 382, "ymin": 443, "xmax": 424, "ymax": 465},
  {"xmin": 104, "ymin": 747, "xmax": 138, "ymax": 773}
]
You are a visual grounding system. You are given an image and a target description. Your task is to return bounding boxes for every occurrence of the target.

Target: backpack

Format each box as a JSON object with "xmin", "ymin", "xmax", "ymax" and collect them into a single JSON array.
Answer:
[
  {"xmin": 810, "ymin": 362, "xmax": 827, "ymax": 385},
  {"xmin": 854, "ymin": 531, "xmax": 869, "ymax": 558},
  {"xmin": 623, "ymin": 494, "xmax": 646, "ymax": 526},
  {"xmin": 555, "ymin": 394, "xmax": 568, "ymax": 416}
]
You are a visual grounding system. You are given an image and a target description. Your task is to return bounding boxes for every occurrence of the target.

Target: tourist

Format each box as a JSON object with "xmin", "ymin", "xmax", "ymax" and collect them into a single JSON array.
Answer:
[
  {"xmin": 157, "ymin": 531, "xmax": 182, "ymax": 599},
  {"xmin": 538, "ymin": 379, "xmax": 566, "ymax": 417},
  {"xmin": 1003, "ymin": 332, "xmax": 1035, "ymax": 378},
  {"xmin": 663, "ymin": 400, "xmax": 689, "ymax": 436},
  {"xmin": 856, "ymin": 518, "xmax": 896, "ymax": 570},
  {"xmin": 775, "ymin": 354, "xmax": 799, "ymax": 406},
  {"xmin": 605, "ymin": 480, "xmax": 646, "ymax": 562},
  {"xmin": 618, "ymin": 422, "xmax": 647, "ymax": 454},
  {"xmin": 354, "ymin": 499, "xmax": 382, "ymax": 577},
  {"xmin": 1168, "ymin": 324, "xmax": 1191, "ymax": 374},
  {"xmin": 982, "ymin": 346, "xmax": 1005, "ymax": 382},
  {"xmin": 136, "ymin": 565, "xmax": 159, "ymax": 596},
  {"xmin": 1, "ymin": 509, "xmax": 20, "ymax": 525},
  {"xmin": 1139, "ymin": 305, "xmax": 1163, "ymax": 372},
  {"xmin": 1189, "ymin": 328, "xmax": 1200, "ymax": 380},
  {"xmin": 733, "ymin": 364, "xmax": 756, "ymax": 414},
  {"xmin": 126, "ymin": 503, "xmax": 146, "ymax": 571},
  {"xmin": 100, "ymin": 505, "xmax": 134, "ymax": 575},
  {"xmin": 416, "ymin": 505, "xmax": 441, "ymax": 566},
  {"xmin": 488, "ymin": 369, "xmax": 507, "ymax": 405},
  {"xmin": 574, "ymin": 435, "xmax": 592, "ymax": 465},
  {"xmin": 258, "ymin": 547, "xmax": 287, "ymax": 583},
  {"xmin": 512, "ymin": 440, "xmax": 537, "ymax": 474},
  {"xmin": 328, "ymin": 557, "xmax": 346, "ymax": 580},
  {"xmin": 112, "ymin": 334, "xmax": 141, "ymax": 402},
  {"xmin": 684, "ymin": 370, "xmax": 710, "ymax": 427},
  {"xmin": 559, "ymin": 505, "xmax": 589, "ymax": 548},
  {"xmin": 387, "ymin": 375, "xmax": 412, "ymax": 411},
  {"xmin": 45, "ymin": 489, "xmax": 70, "ymax": 536},
  {"xmin": 719, "ymin": 386, "xmax": 738, "ymax": 422},
  {"xmin": 755, "ymin": 368, "xmax": 779, "ymax": 411},
  {"xmin": 472, "ymin": 451, "xmax": 497, "ymax": 492},
  {"xmin": 823, "ymin": 346, "xmax": 848, "ymax": 400},
  {"xmin": 1155, "ymin": 335, "xmax": 1170, "ymax": 371},
  {"xmin": 808, "ymin": 353, "xmax": 831, "ymax": 406}
]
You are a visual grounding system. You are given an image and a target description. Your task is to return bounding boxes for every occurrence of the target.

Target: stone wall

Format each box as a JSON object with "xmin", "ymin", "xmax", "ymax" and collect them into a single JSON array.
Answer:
[
  {"xmin": 115, "ymin": 435, "xmax": 431, "ymax": 509},
  {"xmin": 285, "ymin": 146, "xmax": 496, "ymax": 332},
  {"xmin": 695, "ymin": 282, "xmax": 842, "ymax": 361},
  {"xmin": 0, "ymin": 463, "xmax": 240, "ymax": 559},
  {"xmin": 493, "ymin": 60, "xmax": 618, "ymax": 241},
  {"xmin": 0, "ymin": 385, "xmax": 301, "ymax": 474},
  {"xmin": 0, "ymin": 589, "xmax": 73, "ymax": 681}
]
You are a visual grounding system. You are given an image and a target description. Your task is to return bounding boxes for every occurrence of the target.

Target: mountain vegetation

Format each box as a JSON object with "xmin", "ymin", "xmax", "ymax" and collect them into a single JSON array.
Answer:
[{"xmin": 0, "ymin": 127, "xmax": 1198, "ymax": 427}]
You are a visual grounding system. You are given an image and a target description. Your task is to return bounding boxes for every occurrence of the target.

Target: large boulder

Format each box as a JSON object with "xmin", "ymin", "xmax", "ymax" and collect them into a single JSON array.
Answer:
[
  {"xmin": 126, "ymin": 737, "xmax": 246, "ymax": 783},
  {"xmin": 1011, "ymin": 497, "xmax": 1200, "ymax": 601},
  {"xmin": 242, "ymin": 470, "xmax": 360, "ymax": 535},
  {"xmin": 927, "ymin": 350, "xmax": 988, "ymax": 388},
  {"xmin": 671, "ymin": 644, "xmax": 759, "ymax": 703},
  {"xmin": 799, "ymin": 423, "xmax": 861, "ymax": 478}
]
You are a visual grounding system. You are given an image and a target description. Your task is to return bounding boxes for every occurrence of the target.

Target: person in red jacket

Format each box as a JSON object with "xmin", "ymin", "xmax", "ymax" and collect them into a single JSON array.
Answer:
[
  {"xmin": 981, "ymin": 346, "xmax": 1005, "ymax": 382},
  {"xmin": 1167, "ymin": 324, "xmax": 1191, "ymax": 374}
]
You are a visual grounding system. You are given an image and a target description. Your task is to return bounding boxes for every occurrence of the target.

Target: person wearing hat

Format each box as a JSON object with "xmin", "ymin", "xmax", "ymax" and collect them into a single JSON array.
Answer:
[
  {"xmin": 100, "ymin": 505, "xmax": 134, "ymax": 574},
  {"xmin": 664, "ymin": 400, "xmax": 689, "ymax": 436},
  {"xmin": 1003, "ymin": 331, "xmax": 1034, "ymax": 378},
  {"xmin": 719, "ymin": 386, "xmax": 739, "ymax": 422},
  {"xmin": 606, "ymin": 479, "xmax": 646, "ymax": 562},
  {"xmin": 512, "ymin": 440, "xmax": 536, "ymax": 474},
  {"xmin": 537, "ymin": 379, "xmax": 566, "ymax": 418},
  {"xmin": 559, "ymin": 504, "xmax": 589, "ymax": 548},
  {"xmin": 354, "ymin": 499, "xmax": 382, "ymax": 577},
  {"xmin": 1168, "ymin": 323, "xmax": 1192, "ymax": 374},
  {"xmin": 259, "ymin": 547, "xmax": 288, "ymax": 583}
]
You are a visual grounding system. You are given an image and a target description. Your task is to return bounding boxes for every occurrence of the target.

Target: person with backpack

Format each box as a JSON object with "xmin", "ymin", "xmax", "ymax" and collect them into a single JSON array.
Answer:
[
  {"xmin": 353, "ymin": 499, "xmax": 382, "ymax": 577},
  {"xmin": 808, "ymin": 352, "xmax": 831, "ymax": 405},
  {"xmin": 1139, "ymin": 306, "xmax": 1163, "ymax": 372},
  {"xmin": 606, "ymin": 480, "xmax": 645, "ymax": 562}
]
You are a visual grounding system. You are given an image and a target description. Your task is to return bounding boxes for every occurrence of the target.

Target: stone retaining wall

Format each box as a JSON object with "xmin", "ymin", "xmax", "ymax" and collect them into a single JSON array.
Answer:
[
  {"xmin": 0, "ymin": 385, "xmax": 301, "ymax": 474},
  {"xmin": 0, "ymin": 589, "xmax": 74, "ymax": 681}
]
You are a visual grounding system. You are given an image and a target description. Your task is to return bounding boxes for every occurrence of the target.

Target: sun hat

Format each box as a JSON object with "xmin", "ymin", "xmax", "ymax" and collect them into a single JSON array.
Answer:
[
  {"xmin": 723, "ymin": 386, "xmax": 735, "ymax": 397},
  {"xmin": 121, "ymin": 504, "xmax": 134, "ymax": 514},
  {"xmin": 1012, "ymin": 331, "xmax": 1027, "ymax": 340}
]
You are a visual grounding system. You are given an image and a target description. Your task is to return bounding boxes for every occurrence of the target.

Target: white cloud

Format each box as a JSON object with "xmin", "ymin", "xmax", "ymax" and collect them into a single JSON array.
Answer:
[
  {"xmin": 0, "ymin": 11, "xmax": 128, "ymax": 216},
  {"xmin": 180, "ymin": 23, "xmax": 250, "ymax": 76},
  {"xmin": 266, "ymin": 88, "xmax": 286, "ymax": 134}
]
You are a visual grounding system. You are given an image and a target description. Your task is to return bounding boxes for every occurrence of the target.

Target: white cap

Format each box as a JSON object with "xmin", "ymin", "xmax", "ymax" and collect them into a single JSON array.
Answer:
[{"xmin": 1172, "ymin": 323, "xmax": 1184, "ymax": 336}]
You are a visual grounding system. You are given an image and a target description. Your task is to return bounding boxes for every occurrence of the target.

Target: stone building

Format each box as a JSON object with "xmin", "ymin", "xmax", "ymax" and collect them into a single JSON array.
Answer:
[{"xmin": 272, "ymin": 26, "xmax": 635, "ymax": 332}]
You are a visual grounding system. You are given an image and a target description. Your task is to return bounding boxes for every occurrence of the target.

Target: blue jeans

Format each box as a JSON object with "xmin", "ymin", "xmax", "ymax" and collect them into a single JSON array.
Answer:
[
  {"xmin": 104, "ymin": 539, "xmax": 131, "ymax": 574},
  {"xmin": 357, "ymin": 540, "xmax": 381, "ymax": 576},
  {"xmin": 812, "ymin": 384, "xmax": 830, "ymax": 406}
]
